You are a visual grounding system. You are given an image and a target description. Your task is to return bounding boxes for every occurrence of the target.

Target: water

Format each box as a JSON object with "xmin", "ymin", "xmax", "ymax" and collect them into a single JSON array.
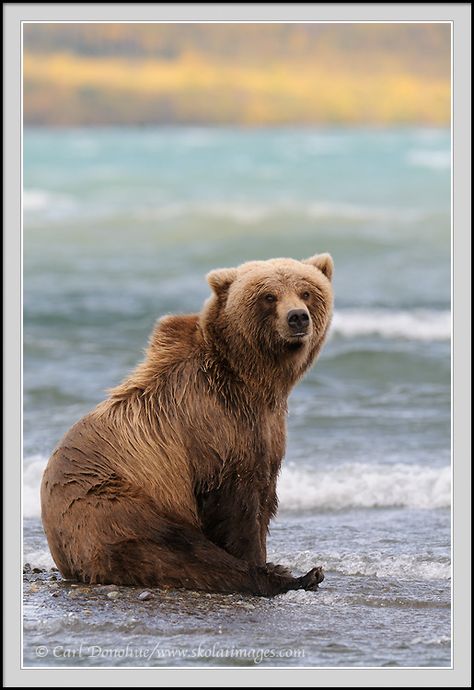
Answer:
[{"xmin": 23, "ymin": 126, "xmax": 451, "ymax": 667}]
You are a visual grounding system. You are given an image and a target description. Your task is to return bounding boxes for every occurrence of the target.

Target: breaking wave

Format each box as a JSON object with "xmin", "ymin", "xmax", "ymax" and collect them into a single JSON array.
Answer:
[
  {"xmin": 277, "ymin": 550, "xmax": 451, "ymax": 581},
  {"xmin": 406, "ymin": 150, "xmax": 451, "ymax": 171},
  {"xmin": 331, "ymin": 309, "xmax": 450, "ymax": 341},
  {"xmin": 277, "ymin": 462, "xmax": 450, "ymax": 512},
  {"xmin": 23, "ymin": 456, "xmax": 450, "ymax": 520}
]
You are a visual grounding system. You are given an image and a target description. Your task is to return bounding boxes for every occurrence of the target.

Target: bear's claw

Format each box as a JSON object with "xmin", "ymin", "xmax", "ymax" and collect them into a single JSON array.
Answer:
[{"xmin": 298, "ymin": 566, "xmax": 325, "ymax": 591}]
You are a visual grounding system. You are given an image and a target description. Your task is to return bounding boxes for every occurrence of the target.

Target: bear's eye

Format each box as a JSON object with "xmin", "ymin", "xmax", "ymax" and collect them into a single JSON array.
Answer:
[
  {"xmin": 301, "ymin": 291, "xmax": 311, "ymax": 300},
  {"xmin": 264, "ymin": 294, "xmax": 276, "ymax": 303}
]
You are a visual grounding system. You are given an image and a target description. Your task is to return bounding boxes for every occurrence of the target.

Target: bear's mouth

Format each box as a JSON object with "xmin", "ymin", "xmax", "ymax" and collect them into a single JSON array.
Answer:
[
  {"xmin": 286, "ymin": 332, "xmax": 309, "ymax": 342},
  {"xmin": 283, "ymin": 332, "xmax": 309, "ymax": 351}
]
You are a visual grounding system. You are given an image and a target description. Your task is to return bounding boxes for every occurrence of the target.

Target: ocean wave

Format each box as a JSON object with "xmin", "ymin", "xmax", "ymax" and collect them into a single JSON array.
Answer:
[
  {"xmin": 23, "ymin": 456, "xmax": 450, "ymax": 521},
  {"xmin": 23, "ymin": 188, "xmax": 75, "ymax": 216},
  {"xmin": 137, "ymin": 199, "xmax": 427, "ymax": 225},
  {"xmin": 277, "ymin": 463, "xmax": 451, "ymax": 512},
  {"xmin": 23, "ymin": 189, "xmax": 52, "ymax": 211},
  {"xmin": 22, "ymin": 188, "xmax": 438, "ymax": 227},
  {"xmin": 23, "ymin": 457, "xmax": 47, "ymax": 519},
  {"xmin": 410, "ymin": 635, "xmax": 451, "ymax": 646},
  {"xmin": 406, "ymin": 150, "xmax": 451, "ymax": 171},
  {"xmin": 276, "ymin": 550, "xmax": 451, "ymax": 581},
  {"xmin": 24, "ymin": 545, "xmax": 450, "ymax": 581},
  {"xmin": 331, "ymin": 309, "xmax": 450, "ymax": 341},
  {"xmin": 23, "ymin": 548, "xmax": 55, "ymax": 571}
]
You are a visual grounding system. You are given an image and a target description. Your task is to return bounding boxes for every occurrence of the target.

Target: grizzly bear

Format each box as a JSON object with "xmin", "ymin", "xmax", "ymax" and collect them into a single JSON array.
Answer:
[{"xmin": 41, "ymin": 254, "xmax": 334, "ymax": 596}]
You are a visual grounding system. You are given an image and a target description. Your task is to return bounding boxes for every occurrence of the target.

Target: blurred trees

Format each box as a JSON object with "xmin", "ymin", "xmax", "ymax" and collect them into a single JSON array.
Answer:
[{"xmin": 23, "ymin": 24, "xmax": 451, "ymax": 126}]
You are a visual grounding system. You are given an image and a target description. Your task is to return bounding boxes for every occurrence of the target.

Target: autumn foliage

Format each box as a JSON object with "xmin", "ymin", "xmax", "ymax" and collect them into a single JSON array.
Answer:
[{"xmin": 23, "ymin": 24, "xmax": 451, "ymax": 126}]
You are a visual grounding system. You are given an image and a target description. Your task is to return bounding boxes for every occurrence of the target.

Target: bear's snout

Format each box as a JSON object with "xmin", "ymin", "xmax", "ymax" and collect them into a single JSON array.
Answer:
[{"xmin": 287, "ymin": 308, "xmax": 310, "ymax": 335}]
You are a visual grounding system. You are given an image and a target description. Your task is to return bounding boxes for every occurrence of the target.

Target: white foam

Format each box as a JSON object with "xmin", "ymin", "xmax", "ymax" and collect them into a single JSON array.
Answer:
[
  {"xmin": 23, "ymin": 188, "xmax": 75, "ymax": 216},
  {"xmin": 23, "ymin": 189, "xmax": 54, "ymax": 211},
  {"xmin": 23, "ymin": 548, "xmax": 55, "ymax": 570},
  {"xmin": 331, "ymin": 309, "xmax": 451, "ymax": 341},
  {"xmin": 410, "ymin": 635, "xmax": 451, "ymax": 646},
  {"xmin": 407, "ymin": 150, "xmax": 451, "ymax": 171},
  {"xmin": 23, "ymin": 456, "xmax": 47, "ymax": 519},
  {"xmin": 275, "ymin": 550, "xmax": 451, "ymax": 581},
  {"xmin": 277, "ymin": 463, "xmax": 451, "ymax": 512}
]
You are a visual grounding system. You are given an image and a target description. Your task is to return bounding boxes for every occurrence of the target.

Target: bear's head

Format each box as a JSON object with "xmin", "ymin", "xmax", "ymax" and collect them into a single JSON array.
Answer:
[{"xmin": 202, "ymin": 254, "xmax": 333, "ymax": 389}]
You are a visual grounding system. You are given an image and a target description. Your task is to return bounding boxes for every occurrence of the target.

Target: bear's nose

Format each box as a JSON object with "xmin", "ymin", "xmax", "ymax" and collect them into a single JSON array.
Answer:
[{"xmin": 287, "ymin": 309, "xmax": 310, "ymax": 333}]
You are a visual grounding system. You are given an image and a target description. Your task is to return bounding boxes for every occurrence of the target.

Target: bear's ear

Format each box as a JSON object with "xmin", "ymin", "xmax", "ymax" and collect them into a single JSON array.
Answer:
[
  {"xmin": 302, "ymin": 253, "xmax": 334, "ymax": 281},
  {"xmin": 206, "ymin": 267, "xmax": 238, "ymax": 296}
]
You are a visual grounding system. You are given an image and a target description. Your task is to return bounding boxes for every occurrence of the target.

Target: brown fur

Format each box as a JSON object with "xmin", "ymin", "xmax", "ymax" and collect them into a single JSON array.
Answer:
[{"xmin": 41, "ymin": 254, "xmax": 334, "ymax": 596}]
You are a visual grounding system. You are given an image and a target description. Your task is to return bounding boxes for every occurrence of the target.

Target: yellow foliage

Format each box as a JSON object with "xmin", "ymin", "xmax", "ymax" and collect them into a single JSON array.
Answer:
[{"xmin": 23, "ymin": 51, "xmax": 450, "ymax": 126}]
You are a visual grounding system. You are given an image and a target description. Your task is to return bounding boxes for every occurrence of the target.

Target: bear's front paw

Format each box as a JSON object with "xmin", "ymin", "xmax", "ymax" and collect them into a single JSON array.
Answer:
[
  {"xmin": 266, "ymin": 562, "xmax": 293, "ymax": 578},
  {"xmin": 298, "ymin": 566, "xmax": 324, "ymax": 591}
]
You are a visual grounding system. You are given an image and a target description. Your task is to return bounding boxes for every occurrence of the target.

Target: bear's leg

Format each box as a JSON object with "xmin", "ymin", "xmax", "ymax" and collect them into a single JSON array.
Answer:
[
  {"xmin": 97, "ymin": 522, "xmax": 324, "ymax": 596},
  {"xmin": 266, "ymin": 562, "xmax": 294, "ymax": 578},
  {"xmin": 45, "ymin": 486, "xmax": 323, "ymax": 596},
  {"xmin": 197, "ymin": 480, "xmax": 324, "ymax": 586},
  {"xmin": 197, "ymin": 480, "xmax": 270, "ymax": 566}
]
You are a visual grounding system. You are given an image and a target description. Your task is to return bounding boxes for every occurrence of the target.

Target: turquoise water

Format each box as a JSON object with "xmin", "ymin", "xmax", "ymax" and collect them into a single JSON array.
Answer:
[{"xmin": 23, "ymin": 127, "xmax": 450, "ymax": 667}]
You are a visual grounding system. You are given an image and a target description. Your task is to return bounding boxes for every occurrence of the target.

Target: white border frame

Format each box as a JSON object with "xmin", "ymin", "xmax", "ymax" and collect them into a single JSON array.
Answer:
[{"xmin": 5, "ymin": 3, "xmax": 471, "ymax": 687}]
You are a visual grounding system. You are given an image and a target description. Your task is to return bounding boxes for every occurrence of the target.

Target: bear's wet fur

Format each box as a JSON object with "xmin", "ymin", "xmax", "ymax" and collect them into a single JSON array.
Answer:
[{"xmin": 41, "ymin": 254, "xmax": 333, "ymax": 596}]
